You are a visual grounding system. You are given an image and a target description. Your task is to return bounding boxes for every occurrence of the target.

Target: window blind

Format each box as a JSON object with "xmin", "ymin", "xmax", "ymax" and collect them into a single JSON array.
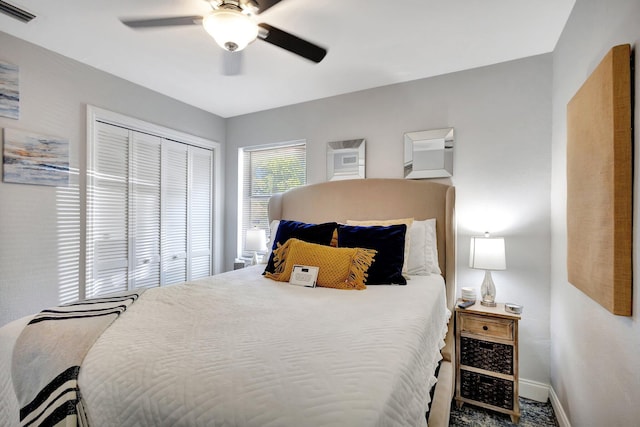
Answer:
[{"xmin": 240, "ymin": 143, "xmax": 306, "ymax": 257}]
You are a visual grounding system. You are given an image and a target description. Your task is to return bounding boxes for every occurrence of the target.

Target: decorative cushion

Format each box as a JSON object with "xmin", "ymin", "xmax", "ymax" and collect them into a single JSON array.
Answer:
[
  {"xmin": 407, "ymin": 219, "xmax": 441, "ymax": 275},
  {"xmin": 346, "ymin": 218, "xmax": 414, "ymax": 274},
  {"xmin": 261, "ymin": 220, "xmax": 281, "ymax": 264},
  {"xmin": 337, "ymin": 224, "xmax": 407, "ymax": 285},
  {"xmin": 265, "ymin": 238, "xmax": 377, "ymax": 290},
  {"xmin": 263, "ymin": 220, "xmax": 338, "ymax": 274}
]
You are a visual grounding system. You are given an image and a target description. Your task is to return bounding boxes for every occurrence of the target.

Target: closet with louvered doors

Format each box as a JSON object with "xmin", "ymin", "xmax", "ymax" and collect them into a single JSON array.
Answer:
[{"xmin": 87, "ymin": 119, "xmax": 214, "ymax": 297}]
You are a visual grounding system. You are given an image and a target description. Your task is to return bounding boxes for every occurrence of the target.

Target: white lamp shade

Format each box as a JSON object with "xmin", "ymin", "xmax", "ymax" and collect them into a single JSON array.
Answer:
[
  {"xmin": 203, "ymin": 9, "xmax": 258, "ymax": 52},
  {"xmin": 469, "ymin": 236, "xmax": 506, "ymax": 270},
  {"xmin": 245, "ymin": 228, "xmax": 267, "ymax": 252}
]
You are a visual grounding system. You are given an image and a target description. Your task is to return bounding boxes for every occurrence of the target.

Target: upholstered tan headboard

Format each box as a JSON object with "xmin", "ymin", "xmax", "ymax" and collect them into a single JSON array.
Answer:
[{"xmin": 268, "ymin": 178, "xmax": 456, "ymax": 312}]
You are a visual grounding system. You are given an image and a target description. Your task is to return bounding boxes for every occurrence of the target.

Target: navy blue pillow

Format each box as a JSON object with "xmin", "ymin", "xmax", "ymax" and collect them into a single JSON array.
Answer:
[
  {"xmin": 263, "ymin": 220, "xmax": 338, "ymax": 275},
  {"xmin": 337, "ymin": 224, "xmax": 407, "ymax": 285}
]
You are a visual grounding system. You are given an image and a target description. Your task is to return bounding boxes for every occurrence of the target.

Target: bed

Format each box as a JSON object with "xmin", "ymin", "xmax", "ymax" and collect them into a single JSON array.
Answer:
[{"xmin": 0, "ymin": 178, "xmax": 456, "ymax": 427}]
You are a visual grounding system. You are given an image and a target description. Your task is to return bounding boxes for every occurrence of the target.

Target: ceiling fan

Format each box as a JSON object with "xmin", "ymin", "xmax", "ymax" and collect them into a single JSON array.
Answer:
[{"xmin": 121, "ymin": 0, "xmax": 327, "ymax": 67}]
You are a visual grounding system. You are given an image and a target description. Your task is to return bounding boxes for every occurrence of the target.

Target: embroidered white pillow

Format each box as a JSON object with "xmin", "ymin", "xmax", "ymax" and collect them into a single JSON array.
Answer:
[{"xmin": 407, "ymin": 219, "xmax": 441, "ymax": 275}]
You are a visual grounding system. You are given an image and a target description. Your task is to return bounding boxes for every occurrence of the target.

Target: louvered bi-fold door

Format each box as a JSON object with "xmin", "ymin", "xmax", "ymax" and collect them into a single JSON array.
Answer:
[
  {"xmin": 189, "ymin": 146, "xmax": 213, "ymax": 279},
  {"xmin": 89, "ymin": 122, "xmax": 130, "ymax": 296},
  {"xmin": 131, "ymin": 132, "xmax": 162, "ymax": 289},
  {"xmin": 162, "ymin": 141, "xmax": 188, "ymax": 285},
  {"xmin": 89, "ymin": 122, "xmax": 214, "ymax": 295}
]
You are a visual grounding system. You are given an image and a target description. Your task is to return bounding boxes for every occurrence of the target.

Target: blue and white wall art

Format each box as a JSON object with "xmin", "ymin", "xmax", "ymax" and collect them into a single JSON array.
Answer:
[
  {"xmin": 3, "ymin": 128, "xmax": 69, "ymax": 187},
  {"xmin": 0, "ymin": 61, "xmax": 19, "ymax": 120}
]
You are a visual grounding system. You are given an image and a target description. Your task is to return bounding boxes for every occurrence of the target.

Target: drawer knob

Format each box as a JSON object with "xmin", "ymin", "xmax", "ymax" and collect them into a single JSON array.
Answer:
[{"xmin": 483, "ymin": 326, "xmax": 489, "ymax": 331}]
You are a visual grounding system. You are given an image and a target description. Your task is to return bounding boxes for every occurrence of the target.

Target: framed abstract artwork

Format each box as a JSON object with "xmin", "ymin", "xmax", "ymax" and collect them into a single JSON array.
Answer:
[
  {"xmin": 3, "ymin": 128, "xmax": 69, "ymax": 187},
  {"xmin": 0, "ymin": 61, "xmax": 19, "ymax": 120}
]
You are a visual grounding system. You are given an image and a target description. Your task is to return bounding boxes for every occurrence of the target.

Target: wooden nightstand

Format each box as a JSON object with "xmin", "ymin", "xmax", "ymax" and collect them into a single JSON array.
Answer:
[{"xmin": 455, "ymin": 302, "xmax": 521, "ymax": 423}]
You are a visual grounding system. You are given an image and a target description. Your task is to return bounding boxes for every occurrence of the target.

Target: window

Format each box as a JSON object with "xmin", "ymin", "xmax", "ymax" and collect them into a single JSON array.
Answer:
[
  {"xmin": 86, "ymin": 107, "xmax": 221, "ymax": 298},
  {"xmin": 239, "ymin": 142, "xmax": 306, "ymax": 257}
]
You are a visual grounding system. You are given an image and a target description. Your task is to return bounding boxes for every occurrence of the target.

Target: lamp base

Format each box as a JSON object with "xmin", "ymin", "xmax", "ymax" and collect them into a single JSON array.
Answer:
[
  {"xmin": 480, "ymin": 270, "xmax": 497, "ymax": 307},
  {"xmin": 251, "ymin": 251, "xmax": 260, "ymax": 265}
]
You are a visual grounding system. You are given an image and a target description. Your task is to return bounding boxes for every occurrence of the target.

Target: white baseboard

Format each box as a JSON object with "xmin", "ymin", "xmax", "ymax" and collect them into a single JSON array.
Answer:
[
  {"xmin": 519, "ymin": 378, "xmax": 549, "ymax": 402},
  {"xmin": 549, "ymin": 386, "xmax": 571, "ymax": 427}
]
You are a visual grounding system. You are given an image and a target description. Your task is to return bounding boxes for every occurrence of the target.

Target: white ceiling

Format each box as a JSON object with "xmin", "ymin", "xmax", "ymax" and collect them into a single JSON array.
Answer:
[{"xmin": 1, "ymin": 0, "xmax": 575, "ymax": 118}]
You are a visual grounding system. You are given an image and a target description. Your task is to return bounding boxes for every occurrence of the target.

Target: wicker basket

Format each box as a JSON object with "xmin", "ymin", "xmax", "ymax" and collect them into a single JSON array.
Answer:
[
  {"xmin": 460, "ymin": 370, "xmax": 514, "ymax": 410},
  {"xmin": 460, "ymin": 336, "xmax": 513, "ymax": 374}
]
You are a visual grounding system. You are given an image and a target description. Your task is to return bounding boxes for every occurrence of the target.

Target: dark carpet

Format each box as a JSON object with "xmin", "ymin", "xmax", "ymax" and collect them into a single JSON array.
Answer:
[{"xmin": 449, "ymin": 397, "xmax": 559, "ymax": 426}]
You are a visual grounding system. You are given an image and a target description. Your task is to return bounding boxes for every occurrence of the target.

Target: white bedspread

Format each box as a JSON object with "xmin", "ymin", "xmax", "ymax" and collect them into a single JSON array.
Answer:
[{"xmin": 1, "ymin": 266, "xmax": 450, "ymax": 427}]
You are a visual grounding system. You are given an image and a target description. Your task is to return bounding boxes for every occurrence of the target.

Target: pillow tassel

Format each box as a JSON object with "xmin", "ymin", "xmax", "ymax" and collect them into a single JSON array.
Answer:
[
  {"xmin": 265, "ymin": 239, "xmax": 292, "ymax": 281},
  {"xmin": 345, "ymin": 249, "xmax": 377, "ymax": 290}
]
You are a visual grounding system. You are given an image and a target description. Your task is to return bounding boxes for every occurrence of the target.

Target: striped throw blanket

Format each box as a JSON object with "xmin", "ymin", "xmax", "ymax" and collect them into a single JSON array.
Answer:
[{"xmin": 11, "ymin": 290, "xmax": 145, "ymax": 427}]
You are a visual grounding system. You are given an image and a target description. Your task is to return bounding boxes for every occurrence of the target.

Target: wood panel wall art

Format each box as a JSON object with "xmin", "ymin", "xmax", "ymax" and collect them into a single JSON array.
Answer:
[{"xmin": 566, "ymin": 44, "xmax": 632, "ymax": 316}]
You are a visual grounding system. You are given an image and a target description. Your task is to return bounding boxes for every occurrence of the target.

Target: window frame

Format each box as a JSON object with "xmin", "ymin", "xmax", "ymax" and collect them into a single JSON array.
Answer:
[{"xmin": 238, "ymin": 141, "xmax": 306, "ymax": 260}]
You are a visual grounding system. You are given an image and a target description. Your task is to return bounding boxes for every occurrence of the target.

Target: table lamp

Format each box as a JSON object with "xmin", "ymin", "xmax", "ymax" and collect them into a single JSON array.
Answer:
[
  {"xmin": 245, "ymin": 227, "xmax": 267, "ymax": 265},
  {"xmin": 469, "ymin": 232, "xmax": 506, "ymax": 307}
]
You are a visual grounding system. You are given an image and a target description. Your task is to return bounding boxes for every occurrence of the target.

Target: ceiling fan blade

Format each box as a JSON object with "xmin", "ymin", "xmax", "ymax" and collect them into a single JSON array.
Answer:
[
  {"xmin": 254, "ymin": 0, "xmax": 285, "ymax": 14},
  {"xmin": 257, "ymin": 23, "xmax": 327, "ymax": 63},
  {"xmin": 222, "ymin": 50, "xmax": 243, "ymax": 76},
  {"xmin": 121, "ymin": 15, "xmax": 203, "ymax": 28}
]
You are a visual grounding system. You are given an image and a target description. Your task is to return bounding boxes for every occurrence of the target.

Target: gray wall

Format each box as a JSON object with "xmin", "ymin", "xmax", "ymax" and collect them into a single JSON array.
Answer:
[
  {"xmin": 550, "ymin": 0, "xmax": 640, "ymax": 425},
  {"xmin": 5, "ymin": 2, "xmax": 639, "ymax": 417},
  {"xmin": 0, "ymin": 32, "xmax": 226, "ymax": 327},
  {"xmin": 226, "ymin": 54, "xmax": 553, "ymax": 393}
]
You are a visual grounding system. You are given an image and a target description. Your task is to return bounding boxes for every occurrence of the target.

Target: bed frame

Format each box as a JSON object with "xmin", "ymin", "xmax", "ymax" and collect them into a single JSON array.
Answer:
[{"xmin": 268, "ymin": 178, "xmax": 456, "ymax": 427}]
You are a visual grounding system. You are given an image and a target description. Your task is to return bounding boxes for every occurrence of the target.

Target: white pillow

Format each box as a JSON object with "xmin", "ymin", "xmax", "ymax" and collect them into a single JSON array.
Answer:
[
  {"xmin": 407, "ymin": 219, "xmax": 441, "ymax": 275},
  {"xmin": 261, "ymin": 220, "xmax": 280, "ymax": 264},
  {"xmin": 407, "ymin": 221, "xmax": 428, "ymax": 275}
]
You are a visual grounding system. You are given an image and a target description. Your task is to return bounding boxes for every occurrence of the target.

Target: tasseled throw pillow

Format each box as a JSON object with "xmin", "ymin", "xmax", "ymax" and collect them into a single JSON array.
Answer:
[{"xmin": 265, "ymin": 238, "xmax": 376, "ymax": 290}]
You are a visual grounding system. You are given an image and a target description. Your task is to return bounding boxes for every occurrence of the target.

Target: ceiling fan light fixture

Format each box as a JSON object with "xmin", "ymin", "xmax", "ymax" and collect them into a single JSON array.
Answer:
[{"xmin": 203, "ymin": 9, "xmax": 258, "ymax": 52}]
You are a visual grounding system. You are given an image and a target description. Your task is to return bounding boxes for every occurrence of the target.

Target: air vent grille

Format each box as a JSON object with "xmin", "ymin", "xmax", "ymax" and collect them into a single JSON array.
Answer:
[{"xmin": 0, "ymin": 0, "xmax": 35, "ymax": 23}]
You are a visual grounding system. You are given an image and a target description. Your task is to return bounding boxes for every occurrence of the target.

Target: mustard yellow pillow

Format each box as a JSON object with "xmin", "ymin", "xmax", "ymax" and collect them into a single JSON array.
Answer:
[
  {"xmin": 346, "ymin": 218, "xmax": 414, "ymax": 274},
  {"xmin": 265, "ymin": 238, "xmax": 376, "ymax": 290}
]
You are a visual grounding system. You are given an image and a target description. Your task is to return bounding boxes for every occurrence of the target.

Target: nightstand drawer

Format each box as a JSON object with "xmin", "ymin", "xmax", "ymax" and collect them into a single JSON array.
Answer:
[
  {"xmin": 460, "ymin": 336, "xmax": 513, "ymax": 374},
  {"xmin": 460, "ymin": 370, "xmax": 515, "ymax": 410},
  {"xmin": 460, "ymin": 313, "xmax": 514, "ymax": 340}
]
